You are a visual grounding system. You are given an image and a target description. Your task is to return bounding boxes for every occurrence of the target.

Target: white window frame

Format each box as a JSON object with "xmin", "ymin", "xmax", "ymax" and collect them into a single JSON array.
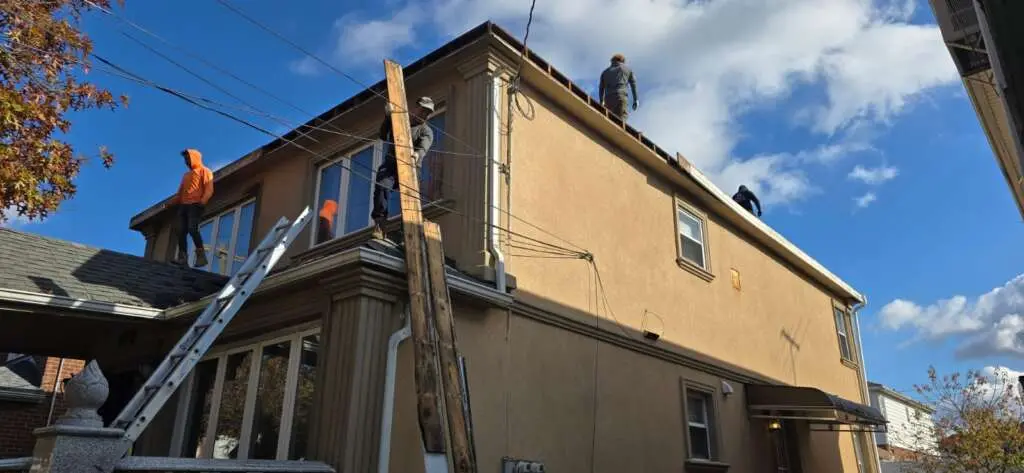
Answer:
[
  {"xmin": 685, "ymin": 388, "xmax": 717, "ymax": 461},
  {"xmin": 833, "ymin": 306, "xmax": 853, "ymax": 362},
  {"xmin": 170, "ymin": 327, "xmax": 320, "ymax": 460},
  {"xmin": 309, "ymin": 109, "xmax": 447, "ymax": 248},
  {"xmin": 675, "ymin": 202, "xmax": 709, "ymax": 271},
  {"xmin": 194, "ymin": 198, "xmax": 257, "ymax": 276}
]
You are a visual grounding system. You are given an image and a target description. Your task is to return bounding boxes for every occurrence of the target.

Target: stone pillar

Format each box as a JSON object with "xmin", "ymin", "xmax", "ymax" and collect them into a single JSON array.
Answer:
[
  {"xmin": 29, "ymin": 360, "xmax": 129, "ymax": 473},
  {"xmin": 309, "ymin": 273, "xmax": 405, "ymax": 473}
]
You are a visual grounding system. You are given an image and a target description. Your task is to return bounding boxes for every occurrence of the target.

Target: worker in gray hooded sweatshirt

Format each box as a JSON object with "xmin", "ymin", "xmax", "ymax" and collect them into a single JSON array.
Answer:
[{"xmin": 599, "ymin": 53, "xmax": 639, "ymax": 120}]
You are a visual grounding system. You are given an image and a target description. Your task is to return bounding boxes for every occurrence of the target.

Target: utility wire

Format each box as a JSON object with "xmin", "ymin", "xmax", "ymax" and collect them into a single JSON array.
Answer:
[{"xmin": 212, "ymin": 0, "xmax": 486, "ymax": 158}]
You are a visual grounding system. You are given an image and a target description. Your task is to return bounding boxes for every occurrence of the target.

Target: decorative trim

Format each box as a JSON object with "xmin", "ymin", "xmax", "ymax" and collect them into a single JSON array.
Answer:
[
  {"xmin": 677, "ymin": 258, "xmax": 715, "ymax": 282},
  {"xmin": 0, "ymin": 288, "xmax": 162, "ymax": 318}
]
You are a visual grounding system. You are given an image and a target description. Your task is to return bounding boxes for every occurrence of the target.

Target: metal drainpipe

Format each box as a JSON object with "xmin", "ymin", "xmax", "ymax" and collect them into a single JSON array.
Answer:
[
  {"xmin": 378, "ymin": 310, "xmax": 412, "ymax": 473},
  {"xmin": 487, "ymin": 72, "xmax": 507, "ymax": 293},
  {"xmin": 852, "ymin": 301, "xmax": 881, "ymax": 473},
  {"xmin": 45, "ymin": 357, "xmax": 65, "ymax": 425}
]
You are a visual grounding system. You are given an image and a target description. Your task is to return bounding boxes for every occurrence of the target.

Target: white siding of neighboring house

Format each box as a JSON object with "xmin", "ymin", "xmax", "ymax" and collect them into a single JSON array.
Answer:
[
  {"xmin": 874, "ymin": 392, "xmax": 937, "ymax": 454},
  {"xmin": 871, "ymin": 391, "xmax": 889, "ymax": 446}
]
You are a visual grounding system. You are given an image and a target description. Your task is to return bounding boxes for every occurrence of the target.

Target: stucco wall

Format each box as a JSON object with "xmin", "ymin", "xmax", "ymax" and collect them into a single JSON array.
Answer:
[{"xmin": 503, "ymin": 85, "xmax": 863, "ymax": 396}]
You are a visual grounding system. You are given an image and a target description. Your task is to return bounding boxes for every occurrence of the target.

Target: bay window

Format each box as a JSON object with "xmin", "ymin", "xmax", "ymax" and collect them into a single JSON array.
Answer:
[
  {"xmin": 313, "ymin": 112, "xmax": 447, "ymax": 246},
  {"xmin": 174, "ymin": 329, "xmax": 320, "ymax": 461},
  {"xmin": 188, "ymin": 199, "xmax": 256, "ymax": 276}
]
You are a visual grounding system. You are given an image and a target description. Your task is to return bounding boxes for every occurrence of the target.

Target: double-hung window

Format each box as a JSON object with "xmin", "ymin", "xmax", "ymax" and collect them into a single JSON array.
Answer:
[
  {"xmin": 686, "ymin": 389, "xmax": 717, "ymax": 460},
  {"xmin": 313, "ymin": 112, "xmax": 447, "ymax": 245},
  {"xmin": 174, "ymin": 329, "xmax": 320, "ymax": 461},
  {"xmin": 677, "ymin": 205, "xmax": 708, "ymax": 270},
  {"xmin": 188, "ymin": 199, "xmax": 256, "ymax": 276},
  {"xmin": 833, "ymin": 307, "xmax": 854, "ymax": 362}
]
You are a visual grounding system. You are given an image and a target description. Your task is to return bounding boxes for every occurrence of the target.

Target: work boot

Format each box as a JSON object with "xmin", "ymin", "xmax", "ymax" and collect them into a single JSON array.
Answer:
[
  {"xmin": 172, "ymin": 251, "xmax": 187, "ymax": 266},
  {"xmin": 193, "ymin": 248, "xmax": 209, "ymax": 268}
]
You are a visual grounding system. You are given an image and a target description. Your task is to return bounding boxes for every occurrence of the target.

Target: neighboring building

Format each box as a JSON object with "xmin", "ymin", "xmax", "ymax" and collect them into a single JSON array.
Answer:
[
  {"xmin": 869, "ymin": 382, "xmax": 937, "ymax": 461},
  {"xmin": 0, "ymin": 354, "xmax": 84, "ymax": 458},
  {"xmin": 928, "ymin": 0, "xmax": 1024, "ymax": 219},
  {"xmin": 0, "ymin": 22, "xmax": 884, "ymax": 473}
]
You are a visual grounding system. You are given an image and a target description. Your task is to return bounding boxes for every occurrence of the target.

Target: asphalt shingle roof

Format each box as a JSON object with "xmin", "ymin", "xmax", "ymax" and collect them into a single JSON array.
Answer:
[
  {"xmin": 0, "ymin": 228, "xmax": 227, "ymax": 309},
  {"xmin": 0, "ymin": 365, "xmax": 37, "ymax": 391}
]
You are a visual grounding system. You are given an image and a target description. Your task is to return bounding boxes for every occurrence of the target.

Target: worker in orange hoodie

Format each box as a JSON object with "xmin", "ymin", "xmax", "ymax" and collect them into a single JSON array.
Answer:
[
  {"xmin": 316, "ymin": 199, "xmax": 338, "ymax": 245},
  {"xmin": 170, "ymin": 149, "xmax": 214, "ymax": 267}
]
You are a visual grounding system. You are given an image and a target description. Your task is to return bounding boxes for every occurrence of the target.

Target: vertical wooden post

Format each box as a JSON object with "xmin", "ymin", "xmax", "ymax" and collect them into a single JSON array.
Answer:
[
  {"xmin": 382, "ymin": 59, "xmax": 446, "ymax": 454},
  {"xmin": 424, "ymin": 221, "xmax": 476, "ymax": 473}
]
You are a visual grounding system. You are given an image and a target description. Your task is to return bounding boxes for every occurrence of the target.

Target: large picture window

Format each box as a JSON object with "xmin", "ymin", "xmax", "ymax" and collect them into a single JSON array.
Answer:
[
  {"xmin": 188, "ymin": 199, "xmax": 256, "ymax": 276},
  {"xmin": 174, "ymin": 329, "xmax": 320, "ymax": 461},
  {"xmin": 312, "ymin": 112, "xmax": 447, "ymax": 246}
]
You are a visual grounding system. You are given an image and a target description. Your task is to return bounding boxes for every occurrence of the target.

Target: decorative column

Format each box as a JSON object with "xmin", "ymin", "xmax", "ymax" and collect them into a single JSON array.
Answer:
[
  {"xmin": 29, "ymin": 360, "xmax": 128, "ymax": 473},
  {"xmin": 308, "ymin": 269, "xmax": 406, "ymax": 473}
]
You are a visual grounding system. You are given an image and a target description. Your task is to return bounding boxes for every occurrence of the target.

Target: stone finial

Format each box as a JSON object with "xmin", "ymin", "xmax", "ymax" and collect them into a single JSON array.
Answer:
[{"xmin": 56, "ymin": 360, "xmax": 109, "ymax": 427}]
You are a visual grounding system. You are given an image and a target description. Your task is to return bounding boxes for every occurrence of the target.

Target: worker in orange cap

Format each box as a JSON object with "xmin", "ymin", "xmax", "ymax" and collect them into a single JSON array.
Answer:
[{"xmin": 170, "ymin": 149, "xmax": 214, "ymax": 267}]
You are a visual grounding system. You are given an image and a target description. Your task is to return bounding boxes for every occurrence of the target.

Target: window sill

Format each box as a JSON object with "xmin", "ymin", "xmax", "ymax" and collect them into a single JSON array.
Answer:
[
  {"xmin": 677, "ymin": 257, "xmax": 715, "ymax": 282},
  {"xmin": 684, "ymin": 459, "xmax": 730, "ymax": 473},
  {"xmin": 840, "ymin": 358, "xmax": 859, "ymax": 370}
]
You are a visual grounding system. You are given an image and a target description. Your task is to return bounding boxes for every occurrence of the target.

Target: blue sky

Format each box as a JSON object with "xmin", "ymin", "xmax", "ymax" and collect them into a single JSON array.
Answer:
[{"xmin": 8, "ymin": 0, "xmax": 1024, "ymax": 396}]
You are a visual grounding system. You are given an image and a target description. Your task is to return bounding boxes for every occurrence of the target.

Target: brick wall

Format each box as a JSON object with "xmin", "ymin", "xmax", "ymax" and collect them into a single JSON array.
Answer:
[{"xmin": 0, "ymin": 357, "xmax": 84, "ymax": 459}]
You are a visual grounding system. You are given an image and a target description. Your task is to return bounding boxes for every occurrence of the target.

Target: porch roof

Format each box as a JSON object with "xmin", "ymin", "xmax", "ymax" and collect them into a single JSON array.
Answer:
[
  {"xmin": 746, "ymin": 384, "xmax": 887, "ymax": 429},
  {"xmin": 0, "ymin": 228, "xmax": 226, "ymax": 317}
]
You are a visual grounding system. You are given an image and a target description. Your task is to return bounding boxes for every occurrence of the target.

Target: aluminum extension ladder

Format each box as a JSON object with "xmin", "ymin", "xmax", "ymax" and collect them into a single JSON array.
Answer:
[{"xmin": 98, "ymin": 207, "xmax": 312, "ymax": 471}]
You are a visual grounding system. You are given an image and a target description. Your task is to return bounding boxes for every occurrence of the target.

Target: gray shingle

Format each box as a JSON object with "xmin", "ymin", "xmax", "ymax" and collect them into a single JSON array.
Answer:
[{"xmin": 0, "ymin": 228, "xmax": 227, "ymax": 309}]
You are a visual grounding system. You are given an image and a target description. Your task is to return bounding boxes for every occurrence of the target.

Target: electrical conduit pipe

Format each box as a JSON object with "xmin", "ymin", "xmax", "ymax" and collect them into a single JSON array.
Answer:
[
  {"xmin": 488, "ymin": 73, "xmax": 507, "ymax": 293},
  {"xmin": 378, "ymin": 309, "xmax": 412, "ymax": 473}
]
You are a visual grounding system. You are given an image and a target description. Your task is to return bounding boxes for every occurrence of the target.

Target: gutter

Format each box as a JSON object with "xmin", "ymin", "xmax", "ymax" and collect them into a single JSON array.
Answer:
[
  {"xmin": 378, "ymin": 308, "xmax": 412, "ymax": 473},
  {"xmin": 0, "ymin": 288, "xmax": 163, "ymax": 319},
  {"xmin": 851, "ymin": 300, "xmax": 882, "ymax": 473},
  {"xmin": 163, "ymin": 247, "xmax": 513, "ymax": 319},
  {"xmin": 488, "ymin": 72, "xmax": 507, "ymax": 293},
  {"xmin": 0, "ymin": 387, "xmax": 45, "ymax": 403}
]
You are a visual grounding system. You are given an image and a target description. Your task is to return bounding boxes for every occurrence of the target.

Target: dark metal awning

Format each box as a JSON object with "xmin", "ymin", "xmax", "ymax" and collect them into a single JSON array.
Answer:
[{"xmin": 746, "ymin": 384, "xmax": 887, "ymax": 432}]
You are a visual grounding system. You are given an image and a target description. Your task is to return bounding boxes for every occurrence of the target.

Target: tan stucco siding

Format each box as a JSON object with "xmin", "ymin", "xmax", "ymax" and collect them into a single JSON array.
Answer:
[
  {"xmin": 503, "ymin": 86, "xmax": 862, "ymax": 401},
  {"xmin": 387, "ymin": 306, "xmax": 866, "ymax": 472}
]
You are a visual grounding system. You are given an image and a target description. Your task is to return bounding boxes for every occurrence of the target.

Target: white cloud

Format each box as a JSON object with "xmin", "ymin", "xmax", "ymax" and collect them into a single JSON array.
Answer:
[
  {"xmin": 849, "ymin": 164, "xmax": 900, "ymax": 184},
  {"xmin": 879, "ymin": 274, "xmax": 1024, "ymax": 358},
  {"xmin": 854, "ymin": 192, "xmax": 877, "ymax": 208},
  {"xmin": 290, "ymin": 4, "xmax": 423, "ymax": 75},
  {"xmin": 0, "ymin": 206, "xmax": 31, "ymax": 228},
  {"xmin": 299, "ymin": 0, "xmax": 958, "ymax": 205}
]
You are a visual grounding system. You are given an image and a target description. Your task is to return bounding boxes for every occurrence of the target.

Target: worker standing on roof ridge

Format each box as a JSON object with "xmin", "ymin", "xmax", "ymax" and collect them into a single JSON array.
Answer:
[
  {"xmin": 599, "ymin": 53, "xmax": 639, "ymax": 120},
  {"xmin": 371, "ymin": 96, "xmax": 436, "ymax": 240},
  {"xmin": 171, "ymin": 149, "xmax": 214, "ymax": 267},
  {"xmin": 732, "ymin": 185, "xmax": 762, "ymax": 218}
]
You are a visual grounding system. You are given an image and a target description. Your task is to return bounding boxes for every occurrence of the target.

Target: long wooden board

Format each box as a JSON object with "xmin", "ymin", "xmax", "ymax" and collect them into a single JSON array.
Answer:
[
  {"xmin": 382, "ymin": 59, "xmax": 445, "ymax": 454},
  {"xmin": 424, "ymin": 221, "xmax": 476, "ymax": 473}
]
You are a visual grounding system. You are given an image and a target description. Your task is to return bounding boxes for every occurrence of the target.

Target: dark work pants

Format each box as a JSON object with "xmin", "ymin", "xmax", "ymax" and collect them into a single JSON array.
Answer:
[
  {"xmin": 177, "ymin": 203, "xmax": 204, "ymax": 256},
  {"xmin": 605, "ymin": 93, "xmax": 629, "ymax": 119},
  {"xmin": 371, "ymin": 168, "xmax": 398, "ymax": 221}
]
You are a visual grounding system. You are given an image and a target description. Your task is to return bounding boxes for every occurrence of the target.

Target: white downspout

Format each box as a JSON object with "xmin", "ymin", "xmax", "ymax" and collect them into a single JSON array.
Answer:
[
  {"xmin": 487, "ymin": 73, "xmax": 507, "ymax": 293},
  {"xmin": 852, "ymin": 300, "xmax": 881, "ymax": 473},
  {"xmin": 378, "ymin": 310, "xmax": 412, "ymax": 473}
]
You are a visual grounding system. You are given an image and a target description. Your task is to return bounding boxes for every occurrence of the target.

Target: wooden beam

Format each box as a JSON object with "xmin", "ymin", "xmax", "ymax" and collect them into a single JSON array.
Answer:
[
  {"xmin": 382, "ymin": 59, "xmax": 446, "ymax": 454},
  {"xmin": 424, "ymin": 221, "xmax": 476, "ymax": 473}
]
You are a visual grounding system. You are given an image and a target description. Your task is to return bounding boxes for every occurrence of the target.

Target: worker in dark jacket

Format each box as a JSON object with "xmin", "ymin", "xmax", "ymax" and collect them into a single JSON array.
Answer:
[
  {"xmin": 732, "ymin": 185, "xmax": 762, "ymax": 217},
  {"xmin": 599, "ymin": 54, "xmax": 639, "ymax": 120},
  {"xmin": 371, "ymin": 96, "xmax": 436, "ymax": 239}
]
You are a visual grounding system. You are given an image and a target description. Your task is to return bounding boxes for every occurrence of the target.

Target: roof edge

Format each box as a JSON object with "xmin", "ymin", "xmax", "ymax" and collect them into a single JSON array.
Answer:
[
  {"xmin": 162, "ymin": 246, "xmax": 512, "ymax": 319},
  {"xmin": 868, "ymin": 382, "xmax": 935, "ymax": 414},
  {"xmin": 0, "ymin": 288, "xmax": 163, "ymax": 319},
  {"xmin": 0, "ymin": 386, "xmax": 45, "ymax": 403}
]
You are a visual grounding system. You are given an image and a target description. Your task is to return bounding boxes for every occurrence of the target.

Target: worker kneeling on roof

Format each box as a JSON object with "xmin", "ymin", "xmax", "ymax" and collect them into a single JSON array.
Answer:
[
  {"xmin": 732, "ymin": 185, "xmax": 762, "ymax": 218},
  {"xmin": 171, "ymin": 148, "xmax": 214, "ymax": 267},
  {"xmin": 371, "ymin": 96, "xmax": 436, "ymax": 239}
]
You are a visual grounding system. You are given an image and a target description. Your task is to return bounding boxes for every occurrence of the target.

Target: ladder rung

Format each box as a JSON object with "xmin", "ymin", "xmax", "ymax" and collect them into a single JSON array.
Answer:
[
  {"xmin": 193, "ymin": 323, "xmax": 211, "ymax": 331},
  {"xmin": 273, "ymin": 220, "xmax": 291, "ymax": 231}
]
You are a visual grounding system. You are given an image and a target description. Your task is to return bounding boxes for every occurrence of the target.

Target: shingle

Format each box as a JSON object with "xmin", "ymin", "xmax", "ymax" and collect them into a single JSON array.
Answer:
[
  {"xmin": 0, "ymin": 366, "xmax": 36, "ymax": 390},
  {"xmin": 0, "ymin": 228, "xmax": 227, "ymax": 309}
]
